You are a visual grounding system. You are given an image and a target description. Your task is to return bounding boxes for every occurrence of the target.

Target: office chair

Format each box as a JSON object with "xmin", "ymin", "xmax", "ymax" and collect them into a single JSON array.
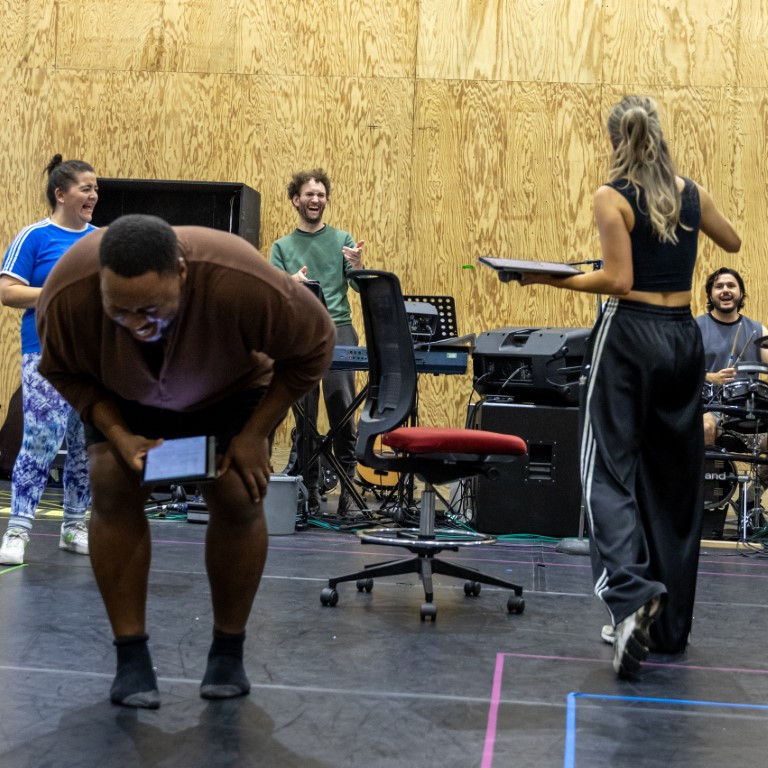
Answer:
[{"xmin": 319, "ymin": 270, "xmax": 528, "ymax": 620}]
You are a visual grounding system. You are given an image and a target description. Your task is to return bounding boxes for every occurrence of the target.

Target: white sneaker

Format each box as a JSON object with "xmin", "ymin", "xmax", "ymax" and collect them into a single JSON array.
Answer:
[
  {"xmin": 0, "ymin": 527, "xmax": 30, "ymax": 565},
  {"xmin": 59, "ymin": 521, "xmax": 89, "ymax": 555},
  {"xmin": 613, "ymin": 597, "xmax": 661, "ymax": 679}
]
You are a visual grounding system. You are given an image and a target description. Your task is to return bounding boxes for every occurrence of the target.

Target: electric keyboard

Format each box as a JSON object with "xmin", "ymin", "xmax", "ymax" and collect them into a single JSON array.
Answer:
[{"xmin": 331, "ymin": 345, "xmax": 468, "ymax": 375}]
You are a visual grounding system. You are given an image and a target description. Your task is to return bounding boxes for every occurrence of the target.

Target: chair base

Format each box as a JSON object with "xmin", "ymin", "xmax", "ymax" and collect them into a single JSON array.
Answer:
[
  {"xmin": 320, "ymin": 530, "xmax": 524, "ymax": 621},
  {"xmin": 358, "ymin": 525, "xmax": 498, "ymax": 549}
]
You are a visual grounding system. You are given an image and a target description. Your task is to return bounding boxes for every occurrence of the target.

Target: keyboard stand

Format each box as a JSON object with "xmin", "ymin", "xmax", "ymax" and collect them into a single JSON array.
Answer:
[{"xmin": 293, "ymin": 385, "xmax": 372, "ymax": 519}]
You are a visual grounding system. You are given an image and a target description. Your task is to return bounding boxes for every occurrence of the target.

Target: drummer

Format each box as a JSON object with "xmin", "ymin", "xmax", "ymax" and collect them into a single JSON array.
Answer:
[{"xmin": 696, "ymin": 266, "xmax": 768, "ymax": 452}]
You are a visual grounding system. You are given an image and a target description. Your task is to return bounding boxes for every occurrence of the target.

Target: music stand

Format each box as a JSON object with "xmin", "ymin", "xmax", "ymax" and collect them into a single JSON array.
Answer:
[{"xmin": 402, "ymin": 295, "xmax": 459, "ymax": 342}]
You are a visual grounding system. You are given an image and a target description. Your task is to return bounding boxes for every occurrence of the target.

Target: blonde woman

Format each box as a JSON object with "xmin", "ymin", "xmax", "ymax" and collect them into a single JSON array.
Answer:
[{"xmin": 519, "ymin": 96, "xmax": 741, "ymax": 677}]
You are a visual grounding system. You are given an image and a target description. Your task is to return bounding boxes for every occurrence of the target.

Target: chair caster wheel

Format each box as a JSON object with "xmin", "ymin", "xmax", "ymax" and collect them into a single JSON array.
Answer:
[
  {"xmin": 320, "ymin": 587, "xmax": 339, "ymax": 606},
  {"xmin": 420, "ymin": 602, "xmax": 437, "ymax": 621},
  {"xmin": 507, "ymin": 595, "xmax": 525, "ymax": 614},
  {"xmin": 464, "ymin": 581, "xmax": 481, "ymax": 596},
  {"xmin": 356, "ymin": 578, "xmax": 374, "ymax": 592}
]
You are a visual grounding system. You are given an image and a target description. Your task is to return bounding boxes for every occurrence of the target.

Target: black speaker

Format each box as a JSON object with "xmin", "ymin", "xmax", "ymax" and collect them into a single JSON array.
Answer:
[
  {"xmin": 92, "ymin": 178, "xmax": 261, "ymax": 249},
  {"xmin": 472, "ymin": 399, "xmax": 582, "ymax": 537},
  {"xmin": 473, "ymin": 326, "xmax": 590, "ymax": 405}
]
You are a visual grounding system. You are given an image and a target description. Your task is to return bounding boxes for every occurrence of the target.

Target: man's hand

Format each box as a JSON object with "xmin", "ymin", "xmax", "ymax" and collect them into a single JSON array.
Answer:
[
  {"xmin": 291, "ymin": 266, "xmax": 310, "ymax": 283},
  {"xmin": 708, "ymin": 367, "xmax": 737, "ymax": 386},
  {"xmin": 217, "ymin": 432, "xmax": 272, "ymax": 504},
  {"xmin": 342, "ymin": 240, "xmax": 365, "ymax": 269},
  {"xmin": 112, "ymin": 433, "xmax": 164, "ymax": 473}
]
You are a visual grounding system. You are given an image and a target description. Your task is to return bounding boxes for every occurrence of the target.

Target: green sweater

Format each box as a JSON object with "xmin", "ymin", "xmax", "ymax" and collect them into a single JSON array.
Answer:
[{"xmin": 270, "ymin": 225, "xmax": 358, "ymax": 327}]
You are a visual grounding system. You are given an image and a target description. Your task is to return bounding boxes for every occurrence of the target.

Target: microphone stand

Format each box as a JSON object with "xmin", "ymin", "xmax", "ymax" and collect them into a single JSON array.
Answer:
[{"xmin": 555, "ymin": 259, "xmax": 603, "ymax": 556}]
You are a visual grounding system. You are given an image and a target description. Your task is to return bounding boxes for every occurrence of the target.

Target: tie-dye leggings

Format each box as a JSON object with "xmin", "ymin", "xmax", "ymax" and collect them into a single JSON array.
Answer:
[{"xmin": 9, "ymin": 353, "xmax": 90, "ymax": 528}]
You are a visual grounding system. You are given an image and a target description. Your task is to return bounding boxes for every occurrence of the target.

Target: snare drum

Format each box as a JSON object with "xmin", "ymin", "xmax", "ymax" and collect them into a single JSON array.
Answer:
[
  {"xmin": 720, "ymin": 377, "xmax": 768, "ymax": 432},
  {"xmin": 723, "ymin": 363, "xmax": 768, "ymax": 406},
  {"xmin": 722, "ymin": 379, "xmax": 748, "ymax": 403}
]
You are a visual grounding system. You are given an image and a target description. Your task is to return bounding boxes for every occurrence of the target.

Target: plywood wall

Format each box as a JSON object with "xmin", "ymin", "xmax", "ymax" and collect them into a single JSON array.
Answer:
[{"xmin": 2, "ymin": 0, "xmax": 766, "ymax": 452}]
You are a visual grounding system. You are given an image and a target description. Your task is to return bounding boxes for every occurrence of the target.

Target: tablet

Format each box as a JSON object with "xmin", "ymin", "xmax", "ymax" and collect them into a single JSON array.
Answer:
[
  {"xmin": 304, "ymin": 280, "xmax": 327, "ymax": 306},
  {"xmin": 142, "ymin": 435, "xmax": 217, "ymax": 485},
  {"xmin": 478, "ymin": 256, "xmax": 584, "ymax": 282}
]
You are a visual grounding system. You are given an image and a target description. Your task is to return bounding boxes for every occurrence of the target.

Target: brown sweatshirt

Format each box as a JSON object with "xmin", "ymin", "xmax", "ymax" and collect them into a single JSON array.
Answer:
[{"xmin": 37, "ymin": 226, "xmax": 336, "ymax": 425}]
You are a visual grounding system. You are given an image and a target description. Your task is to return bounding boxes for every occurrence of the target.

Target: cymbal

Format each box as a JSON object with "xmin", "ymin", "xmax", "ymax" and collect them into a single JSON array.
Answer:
[{"xmin": 735, "ymin": 361, "xmax": 768, "ymax": 376}]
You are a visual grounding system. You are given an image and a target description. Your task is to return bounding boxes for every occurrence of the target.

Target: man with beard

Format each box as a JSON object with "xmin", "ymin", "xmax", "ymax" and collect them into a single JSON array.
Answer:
[
  {"xmin": 697, "ymin": 267, "xmax": 768, "ymax": 524},
  {"xmin": 697, "ymin": 267, "xmax": 768, "ymax": 445},
  {"xmin": 270, "ymin": 169, "xmax": 365, "ymax": 519}
]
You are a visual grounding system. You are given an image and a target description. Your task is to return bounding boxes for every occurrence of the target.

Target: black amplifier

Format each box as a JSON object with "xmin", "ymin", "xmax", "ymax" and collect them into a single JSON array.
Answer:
[{"xmin": 472, "ymin": 326, "xmax": 590, "ymax": 405}]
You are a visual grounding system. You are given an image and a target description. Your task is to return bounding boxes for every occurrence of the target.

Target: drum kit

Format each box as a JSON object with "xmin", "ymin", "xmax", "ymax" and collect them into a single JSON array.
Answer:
[{"xmin": 702, "ymin": 345, "xmax": 768, "ymax": 541}]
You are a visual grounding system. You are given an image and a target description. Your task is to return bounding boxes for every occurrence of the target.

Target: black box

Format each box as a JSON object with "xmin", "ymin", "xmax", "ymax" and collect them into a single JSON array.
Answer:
[
  {"xmin": 471, "ymin": 400, "xmax": 582, "ymax": 537},
  {"xmin": 472, "ymin": 327, "xmax": 590, "ymax": 405},
  {"xmin": 92, "ymin": 178, "xmax": 261, "ymax": 249}
]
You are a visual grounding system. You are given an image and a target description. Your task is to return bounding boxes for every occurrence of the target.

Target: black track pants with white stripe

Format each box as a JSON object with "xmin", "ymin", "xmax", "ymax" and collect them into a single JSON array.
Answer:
[{"xmin": 581, "ymin": 298, "xmax": 705, "ymax": 654}]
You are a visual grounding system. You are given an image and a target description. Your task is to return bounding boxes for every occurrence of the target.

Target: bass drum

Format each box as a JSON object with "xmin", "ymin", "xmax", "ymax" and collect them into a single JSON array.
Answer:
[{"xmin": 703, "ymin": 432, "xmax": 745, "ymax": 510}]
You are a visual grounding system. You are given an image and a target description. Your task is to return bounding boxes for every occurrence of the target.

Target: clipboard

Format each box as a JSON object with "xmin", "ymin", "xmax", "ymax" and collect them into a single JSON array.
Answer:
[{"xmin": 478, "ymin": 256, "xmax": 584, "ymax": 282}]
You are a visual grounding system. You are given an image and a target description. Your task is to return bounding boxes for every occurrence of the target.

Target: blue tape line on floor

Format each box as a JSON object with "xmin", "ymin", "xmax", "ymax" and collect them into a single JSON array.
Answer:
[{"xmin": 564, "ymin": 692, "xmax": 768, "ymax": 768}]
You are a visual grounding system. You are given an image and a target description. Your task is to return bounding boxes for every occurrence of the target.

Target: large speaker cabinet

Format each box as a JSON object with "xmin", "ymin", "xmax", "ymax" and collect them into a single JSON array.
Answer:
[
  {"xmin": 92, "ymin": 178, "xmax": 261, "ymax": 249},
  {"xmin": 472, "ymin": 399, "xmax": 582, "ymax": 537}
]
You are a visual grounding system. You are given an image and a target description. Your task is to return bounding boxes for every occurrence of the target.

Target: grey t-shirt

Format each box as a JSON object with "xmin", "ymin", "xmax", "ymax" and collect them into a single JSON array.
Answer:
[{"xmin": 696, "ymin": 313, "xmax": 763, "ymax": 373}]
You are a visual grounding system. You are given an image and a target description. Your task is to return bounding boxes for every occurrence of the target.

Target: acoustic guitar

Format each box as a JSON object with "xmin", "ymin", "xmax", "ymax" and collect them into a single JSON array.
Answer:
[{"xmin": 357, "ymin": 437, "xmax": 400, "ymax": 489}]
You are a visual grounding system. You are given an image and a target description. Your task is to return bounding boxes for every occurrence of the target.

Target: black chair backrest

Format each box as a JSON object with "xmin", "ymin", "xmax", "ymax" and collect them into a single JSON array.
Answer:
[{"xmin": 353, "ymin": 271, "xmax": 418, "ymax": 470}]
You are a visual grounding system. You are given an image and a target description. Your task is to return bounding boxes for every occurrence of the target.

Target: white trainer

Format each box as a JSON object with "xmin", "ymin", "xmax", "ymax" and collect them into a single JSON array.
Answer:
[
  {"xmin": 0, "ymin": 527, "xmax": 30, "ymax": 565},
  {"xmin": 59, "ymin": 521, "xmax": 89, "ymax": 555},
  {"xmin": 613, "ymin": 597, "xmax": 661, "ymax": 679}
]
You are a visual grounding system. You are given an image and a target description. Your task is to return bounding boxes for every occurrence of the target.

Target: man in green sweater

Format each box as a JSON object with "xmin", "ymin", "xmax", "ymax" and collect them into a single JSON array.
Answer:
[{"xmin": 270, "ymin": 169, "xmax": 365, "ymax": 518}]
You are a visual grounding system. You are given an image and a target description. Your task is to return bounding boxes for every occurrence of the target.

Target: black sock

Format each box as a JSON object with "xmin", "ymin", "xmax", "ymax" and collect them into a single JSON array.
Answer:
[
  {"xmin": 111, "ymin": 634, "xmax": 160, "ymax": 709},
  {"xmin": 200, "ymin": 629, "xmax": 250, "ymax": 700}
]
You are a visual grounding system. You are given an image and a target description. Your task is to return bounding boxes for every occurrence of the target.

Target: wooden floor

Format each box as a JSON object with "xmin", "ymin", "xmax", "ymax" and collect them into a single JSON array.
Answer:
[{"xmin": 1, "ymin": 480, "xmax": 767, "ymax": 768}]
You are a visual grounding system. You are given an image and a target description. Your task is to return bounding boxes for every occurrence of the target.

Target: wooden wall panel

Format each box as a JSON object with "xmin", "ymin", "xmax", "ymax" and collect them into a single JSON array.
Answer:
[
  {"xmin": 56, "ymin": 0, "xmax": 417, "ymax": 78},
  {"xmin": 231, "ymin": 76, "xmax": 414, "ymax": 264},
  {"xmin": 411, "ymin": 80, "xmax": 605, "ymax": 333},
  {"xmin": 49, "ymin": 70, "xmax": 240, "ymax": 183},
  {"xmin": 730, "ymin": 89, "xmax": 768, "ymax": 317},
  {"xmin": 602, "ymin": 0, "xmax": 768, "ymax": 89},
  {"xmin": 3, "ymin": 1, "xmax": 55, "ymax": 70},
  {"xmin": 418, "ymin": 0, "xmax": 603, "ymax": 83}
]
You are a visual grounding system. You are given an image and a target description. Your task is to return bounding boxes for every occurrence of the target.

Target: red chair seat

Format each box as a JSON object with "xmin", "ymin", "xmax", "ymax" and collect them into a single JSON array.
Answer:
[{"xmin": 382, "ymin": 427, "xmax": 527, "ymax": 456}]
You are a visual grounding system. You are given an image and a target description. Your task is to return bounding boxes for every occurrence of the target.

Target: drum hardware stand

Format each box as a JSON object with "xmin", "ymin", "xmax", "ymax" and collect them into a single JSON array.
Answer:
[
  {"xmin": 732, "ymin": 471, "xmax": 766, "ymax": 542},
  {"xmin": 711, "ymin": 439, "xmax": 768, "ymax": 541}
]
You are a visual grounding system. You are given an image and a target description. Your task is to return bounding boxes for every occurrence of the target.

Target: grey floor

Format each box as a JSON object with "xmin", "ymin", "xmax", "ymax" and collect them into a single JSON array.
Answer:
[{"xmin": 1, "ymin": 482, "xmax": 767, "ymax": 768}]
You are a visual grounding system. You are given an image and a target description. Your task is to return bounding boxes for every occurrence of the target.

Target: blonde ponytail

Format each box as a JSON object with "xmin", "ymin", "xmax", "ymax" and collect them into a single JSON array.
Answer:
[{"xmin": 607, "ymin": 96, "xmax": 686, "ymax": 243}]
